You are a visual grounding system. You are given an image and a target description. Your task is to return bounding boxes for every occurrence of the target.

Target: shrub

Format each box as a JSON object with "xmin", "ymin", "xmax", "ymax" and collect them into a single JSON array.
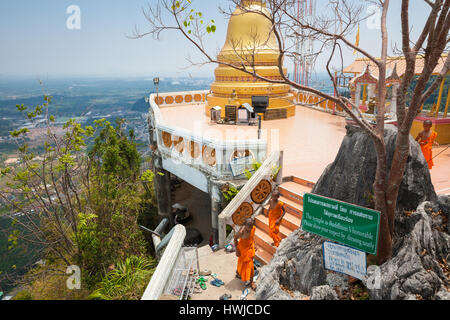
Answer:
[
  {"xmin": 89, "ymin": 255, "xmax": 157, "ymax": 300},
  {"xmin": 12, "ymin": 290, "xmax": 33, "ymax": 300}
]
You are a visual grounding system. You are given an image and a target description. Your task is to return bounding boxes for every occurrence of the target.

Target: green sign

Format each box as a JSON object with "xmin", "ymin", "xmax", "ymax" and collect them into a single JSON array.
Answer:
[{"xmin": 301, "ymin": 193, "xmax": 380, "ymax": 255}]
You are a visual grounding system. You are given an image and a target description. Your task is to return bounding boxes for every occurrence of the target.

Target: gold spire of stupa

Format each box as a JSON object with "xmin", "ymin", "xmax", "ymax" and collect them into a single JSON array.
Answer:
[{"xmin": 206, "ymin": 0, "xmax": 295, "ymax": 120}]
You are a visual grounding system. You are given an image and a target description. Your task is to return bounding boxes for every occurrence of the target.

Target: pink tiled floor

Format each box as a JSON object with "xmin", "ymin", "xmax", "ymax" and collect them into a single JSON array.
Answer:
[{"xmin": 160, "ymin": 104, "xmax": 449, "ymax": 194}]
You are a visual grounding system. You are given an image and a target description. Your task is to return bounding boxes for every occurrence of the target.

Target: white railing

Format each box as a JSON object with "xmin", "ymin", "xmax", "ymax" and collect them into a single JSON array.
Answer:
[
  {"xmin": 293, "ymin": 89, "xmax": 346, "ymax": 116},
  {"xmin": 217, "ymin": 150, "xmax": 281, "ymax": 248},
  {"xmin": 149, "ymin": 91, "xmax": 267, "ymax": 180},
  {"xmin": 141, "ymin": 224, "xmax": 186, "ymax": 300}
]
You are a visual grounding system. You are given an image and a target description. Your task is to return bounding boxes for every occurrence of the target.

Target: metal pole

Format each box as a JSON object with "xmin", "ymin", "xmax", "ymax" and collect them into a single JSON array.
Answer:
[
  {"xmin": 258, "ymin": 114, "xmax": 262, "ymax": 139},
  {"xmin": 156, "ymin": 84, "xmax": 159, "ymax": 105}
]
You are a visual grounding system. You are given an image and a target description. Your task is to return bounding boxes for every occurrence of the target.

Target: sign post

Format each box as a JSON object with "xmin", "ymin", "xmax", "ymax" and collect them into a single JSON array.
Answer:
[
  {"xmin": 252, "ymin": 96, "xmax": 269, "ymax": 140},
  {"xmin": 301, "ymin": 193, "xmax": 380, "ymax": 255}
]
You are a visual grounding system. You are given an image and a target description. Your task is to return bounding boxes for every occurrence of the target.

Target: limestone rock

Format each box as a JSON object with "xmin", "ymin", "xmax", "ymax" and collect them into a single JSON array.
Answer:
[
  {"xmin": 310, "ymin": 285, "xmax": 339, "ymax": 300},
  {"xmin": 256, "ymin": 125, "xmax": 448, "ymax": 300},
  {"xmin": 326, "ymin": 272, "xmax": 349, "ymax": 292},
  {"xmin": 367, "ymin": 201, "xmax": 450, "ymax": 300},
  {"xmin": 255, "ymin": 229, "xmax": 327, "ymax": 300},
  {"xmin": 437, "ymin": 195, "xmax": 450, "ymax": 234}
]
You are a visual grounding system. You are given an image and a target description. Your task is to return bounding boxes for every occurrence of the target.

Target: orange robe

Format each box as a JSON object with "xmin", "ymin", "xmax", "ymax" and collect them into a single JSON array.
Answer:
[
  {"xmin": 268, "ymin": 201, "xmax": 284, "ymax": 247},
  {"xmin": 420, "ymin": 131, "xmax": 437, "ymax": 169},
  {"xmin": 237, "ymin": 226, "xmax": 256, "ymax": 282}
]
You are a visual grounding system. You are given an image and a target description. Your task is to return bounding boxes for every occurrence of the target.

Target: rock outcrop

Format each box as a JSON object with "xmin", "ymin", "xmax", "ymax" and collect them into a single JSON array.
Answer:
[
  {"xmin": 256, "ymin": 229, "xmax": 326, "ymax": 299},
  {"xmin": 256, "ymin": 125, "xmax": 448, "ymax": 300},
  {"xmin": 363, "ymin": 201, "xmax": 450, "ymax": 300}
]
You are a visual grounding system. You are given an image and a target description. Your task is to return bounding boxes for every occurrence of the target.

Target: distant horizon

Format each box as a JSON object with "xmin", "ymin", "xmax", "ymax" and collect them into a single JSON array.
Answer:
[{"xmin": 0, "ymin": 71, "xmax": 334, "ymax": 80}]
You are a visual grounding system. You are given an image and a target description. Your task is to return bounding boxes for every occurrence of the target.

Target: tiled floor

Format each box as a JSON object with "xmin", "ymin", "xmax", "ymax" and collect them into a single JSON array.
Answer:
[{"xmin": 160, "ymin": 104, "xmax": 449, "ymax": 194}]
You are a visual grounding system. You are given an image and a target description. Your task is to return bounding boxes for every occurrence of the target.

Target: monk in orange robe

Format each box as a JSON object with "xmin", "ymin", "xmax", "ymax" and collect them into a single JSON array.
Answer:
[
  {"xmin": 416, "ymin": 120, "xmax": 439, "ymax": 169},
  {"xmin": 266, "ymin": 190, "xmax": 286, "ymax": 247},
  {"xmin": 234, "ymin": 218, "xmax": 257, "ymax": 290}
]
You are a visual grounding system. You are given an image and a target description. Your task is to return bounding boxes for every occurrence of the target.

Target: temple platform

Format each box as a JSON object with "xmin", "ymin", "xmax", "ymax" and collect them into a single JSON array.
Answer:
[{"xmin": 159, "ymin": 102, "xmax": 450, "ymax": 194}]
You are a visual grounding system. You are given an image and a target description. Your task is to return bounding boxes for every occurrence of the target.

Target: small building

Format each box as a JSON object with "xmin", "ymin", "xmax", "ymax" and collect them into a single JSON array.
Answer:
[
  {"xmin": 210, "ymin": 106, "xmax": 222, "ymax": 122},
  {"xmin": 344, "ymin": 54, "xmax": 450, "ymax": 144},
  {"xmin": 236, "ymin": 103, "xmax": 257, "ymax": 125}
]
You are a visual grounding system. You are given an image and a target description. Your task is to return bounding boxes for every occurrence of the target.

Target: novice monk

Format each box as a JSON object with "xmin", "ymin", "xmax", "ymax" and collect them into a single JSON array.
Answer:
[
  {"xmin": 416, "ymin": 120, "xmax": 439, "ymax": 169},
  {"xmin": 266, "ymin": 190, "xmax": 286, "ymax": 247},
  {"xmin": 234, "ymin": 218, "xmax": 257, "ymax": 290}
]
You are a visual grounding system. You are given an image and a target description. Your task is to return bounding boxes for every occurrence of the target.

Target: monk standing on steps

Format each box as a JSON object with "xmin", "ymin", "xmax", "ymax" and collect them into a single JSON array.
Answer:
[
  {"xmin": 266, "ymin": 190, "xmax": 286, "ymax": 247},
  {"xmin": 234, "ymin": 218, "xmax": 257, "ymax": 290},
  {"xmin": 416, "ymin": 120, "xmax": 439, "ymax": 169}
]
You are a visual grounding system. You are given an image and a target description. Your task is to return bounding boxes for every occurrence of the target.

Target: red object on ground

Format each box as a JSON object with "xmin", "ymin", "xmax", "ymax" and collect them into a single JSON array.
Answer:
[{"xmin": 209, "ymin": 235, "xmax": 214, "ymax": 247}]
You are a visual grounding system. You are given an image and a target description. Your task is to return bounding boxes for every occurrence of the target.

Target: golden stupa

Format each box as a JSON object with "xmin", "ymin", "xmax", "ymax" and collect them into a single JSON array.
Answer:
[{"xmin": 206, "ymin": 0, "xmax": 295, "ymax": 120}]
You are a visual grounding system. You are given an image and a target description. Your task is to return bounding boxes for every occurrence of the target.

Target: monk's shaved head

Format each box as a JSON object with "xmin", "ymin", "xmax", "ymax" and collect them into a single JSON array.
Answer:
[
  {"xmin": 271, "ymin": 190, "xmax": 280, "ymax": 200},
  {"xmin": 424, "ymin": 120, "xmax": 433, "ymax": 126},
  {"xmin": 244, "ymin": 218, "xmax": 254, "ymax": 228}
]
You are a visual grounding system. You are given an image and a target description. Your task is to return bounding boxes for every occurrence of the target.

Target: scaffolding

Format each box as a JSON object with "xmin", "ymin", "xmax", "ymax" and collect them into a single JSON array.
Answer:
[
  {"xmin": 163, "ymin": 246, "xmax": 199, "ymax": 300},
  {"xmin": 294, "ymin": 0, "xmax": 316, "ymax": 87}
]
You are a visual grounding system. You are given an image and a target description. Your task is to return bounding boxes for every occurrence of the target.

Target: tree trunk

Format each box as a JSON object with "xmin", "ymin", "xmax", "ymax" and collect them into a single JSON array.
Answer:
[{"xmin": 372, "ymin": 139, "xmax": 393, "ymax": 264}]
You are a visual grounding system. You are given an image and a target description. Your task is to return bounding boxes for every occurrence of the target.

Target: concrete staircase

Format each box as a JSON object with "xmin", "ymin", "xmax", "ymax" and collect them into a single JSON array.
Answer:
[{"xmin": 254, "ymin": 177, "xmax": 314, "ymax": 265}]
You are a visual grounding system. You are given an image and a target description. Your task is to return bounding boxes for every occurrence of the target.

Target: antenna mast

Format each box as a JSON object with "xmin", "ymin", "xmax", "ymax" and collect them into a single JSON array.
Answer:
[{"xmin": 294, "ymin": 0, "xmax": 316, "ymax": 87}]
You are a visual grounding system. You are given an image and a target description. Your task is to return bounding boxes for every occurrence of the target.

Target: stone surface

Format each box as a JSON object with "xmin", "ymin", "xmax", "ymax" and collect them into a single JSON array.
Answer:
[
  {"xmin": 312, "ymin": 125, "xmax": 437, "ymax": 211},
  {"xmin": 326, "ymin": 272, "xmax": 349, "ymax": 292},
  {"xmin": 256, "ymin": 125, "xmax": 449, "ymax": 300},
  {"xmin": 310, "ymin": 285, "xmax": 339, "ymax": 300},
  {"xmin": 365, "ymin": 201, "xmax": 450, "ymax": 300},
  {"xmin": 256, "ymin": 229, "xmax": 327, "ymax": 300},
  {"xmin": 437, "ymin": 195, "xmax": 450, "ymax": 234}
]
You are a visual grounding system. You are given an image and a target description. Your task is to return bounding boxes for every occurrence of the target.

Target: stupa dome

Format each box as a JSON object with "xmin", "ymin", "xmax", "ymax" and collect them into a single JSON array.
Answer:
[{"xmin": 206, "ymin": 0, "xmax": 295, "ymax": 120}]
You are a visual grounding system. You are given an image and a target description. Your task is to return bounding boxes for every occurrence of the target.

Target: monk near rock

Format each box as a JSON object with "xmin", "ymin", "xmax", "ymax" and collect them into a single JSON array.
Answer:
[
  {"xmin": 266, "ymin": 190, "xmax": 286, "ymax": 247},
  {"xmin": 416, "ymin": 120, "xmax": 439, "ymax": 169},
  {"xmin": 234, "ymin": 218, "xmax": 257, "ymax": 290}
]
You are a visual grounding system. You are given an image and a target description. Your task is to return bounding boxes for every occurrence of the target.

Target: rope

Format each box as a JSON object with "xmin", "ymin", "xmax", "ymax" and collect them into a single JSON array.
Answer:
[{"xmin": 431, "ymin": 144, "xmax": 450, "ymax": 161}]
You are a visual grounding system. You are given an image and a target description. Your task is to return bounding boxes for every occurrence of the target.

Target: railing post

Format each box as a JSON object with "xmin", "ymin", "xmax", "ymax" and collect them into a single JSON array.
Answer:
[
  {"xmin": 210, "ymin": 182, "xmax": 222, "ymax": 245},
  {"xmin": 276, "ymin": 150, "xmax": 284, "ymax": 185},
  {"xmin": 218, "ymin": 214, "xmax": 227, "ymax": 248},
  {"xmin": 217, "ymin": 151, "xmax": 280, "ymax": 249}
]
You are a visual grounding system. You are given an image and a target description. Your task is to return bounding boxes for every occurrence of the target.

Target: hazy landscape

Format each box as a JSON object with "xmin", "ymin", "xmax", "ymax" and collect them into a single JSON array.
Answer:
[{"xmin": 0, "ymin": 75, "xmax": 215, "ymax": 292}]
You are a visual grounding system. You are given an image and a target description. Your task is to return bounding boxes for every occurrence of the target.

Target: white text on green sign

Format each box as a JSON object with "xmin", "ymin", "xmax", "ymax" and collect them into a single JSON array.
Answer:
[{"xmin": 301, "ymin": 193, "xmax": 380, "ymax": 255}]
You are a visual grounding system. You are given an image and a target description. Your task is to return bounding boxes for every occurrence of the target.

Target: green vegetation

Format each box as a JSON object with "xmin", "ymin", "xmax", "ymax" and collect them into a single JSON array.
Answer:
[
  {"xmin": 12, "ymin": 290, "xmax": 33, "ymax": 300},
  {"xmin": 0, "ymin": 95, "xmax": 159, "ymax": 299},
  {"xmin": 222, "ymin": 185, "xmax": 239, "ymax": 202},
  {"xmin": 0, "ymin": 216, "xmax": 42, "ymax": 293},
  {"xmin": 408, "ymin": 75, "xmax": 450, "ymax": 111},
  {"xmin": 244, "ymin": 160, "xmax": 281, "ymax": 182},
  {"xmin": 89, "ymin": 255, "xmax": 157, "ymax": 300}
]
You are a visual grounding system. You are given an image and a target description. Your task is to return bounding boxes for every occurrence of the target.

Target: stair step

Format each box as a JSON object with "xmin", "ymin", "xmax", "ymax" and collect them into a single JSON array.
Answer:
[
  {"xmin": 263, "ymin": 204, "xmax": 302, "ymax": 227},
  {"xmin": 264, "ymin": 196, "xmax": 303, "ymax": 219},
  {"xmin": 292, "ymin": 176, "xmax": 316, "ymax": 189},
  {"xmin": 255, "ymin": 247, "xmax": 272, "ymax": 266},
  {"xmin": 252, "ymin": 176, "xmax": 313, "ymax": 266},
  {"xmin": 279, "ymin": 181, "xmax": 312, "ymax": 205},
  {"xmin": 254, "ymin": 229, "xmax": 276, "ymax": 255},
  {"xmin": 255, "ymin": 214, "xmax": 292, "ymax": 238},
  {"xmin": 280, "ymin": 212, "xmax": 302, "ymax": 231}
]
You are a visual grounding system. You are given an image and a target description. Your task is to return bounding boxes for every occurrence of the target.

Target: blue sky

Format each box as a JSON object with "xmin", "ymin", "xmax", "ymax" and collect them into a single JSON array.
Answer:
[{"xmin": 0, "ymin": 0, "xmax": 431, "ymax": 78}]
